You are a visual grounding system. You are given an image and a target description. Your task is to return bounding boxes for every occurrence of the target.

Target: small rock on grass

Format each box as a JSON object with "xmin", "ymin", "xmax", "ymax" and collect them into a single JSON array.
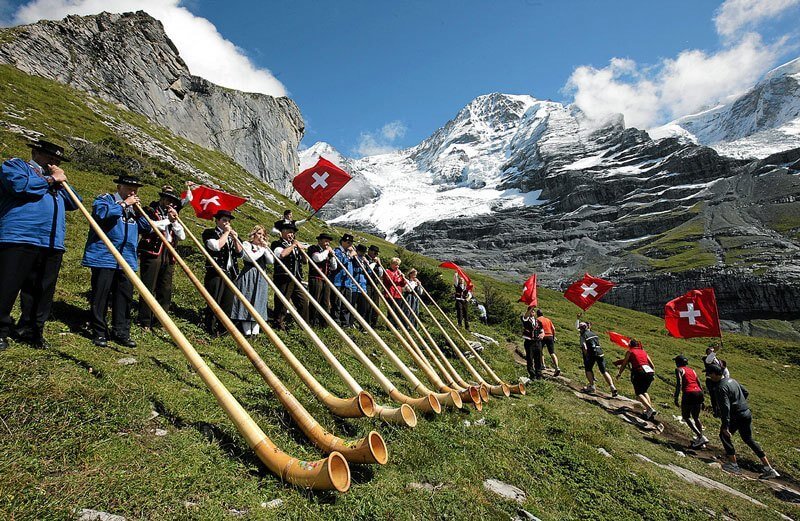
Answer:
[
  {"xmin": 474, "ymin": 418, "xmax": 486, "ymax": 426},
  {"xmin": 228, "ymin": 508, "xmax": 248, "ymax": 517},
  {"xmin": 183, "ymin": 501, "xmax": 199, "ymax": 509},
  {"xmin": 483, "ymin": 479, "xmax": 526, "ymax": 503},
  {"xmin": 76, "ymin": 509, "xmax": 126, "ymax": 521},
  {"xmin": 513, "ymin": 509, "xmax": 543, "ymax": 521},
  {"xmin": 261, "ymin": 499, "xmax": 283, "ymax": 509},
  {"xmin": 675, "ymin": 451, "xmax": 686, "ymax": 457},
  {"xmin": 116, "ymin": 357, "xmax": 137, "ymax": 366},
  {"xmin": 596, "ymin": 448, "xmax": 612, "ymax": 458},
  {"xmin": 407, "ymin": 482, "xmax": 443, "ymax": 492},
  {"xmin": 152, "ymin": 428, "xmax": 168, "ymax": 437}
]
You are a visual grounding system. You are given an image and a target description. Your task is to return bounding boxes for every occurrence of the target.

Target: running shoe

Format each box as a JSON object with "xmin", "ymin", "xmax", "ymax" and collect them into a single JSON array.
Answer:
[
  {"xmin": 611, "ymin": 388, "xmax": 619, "ymax": 397},
  {"xmin": 581, "ymin": 385, "xmax": 596, "ymax": 393},
  {"xmin": 759, "ymin": 466, "xmax": 780, "ymax": 480},
  {"xmin": 690, "ymin": 435, "xmax": 709, "ymax": 448},
  {"xmin": 553, "ymin": 369, "xmax": 561, "ymax": 377},
  {"xmin": 721, "ymin": 462, "xmax": 742, "ymax": 474}
]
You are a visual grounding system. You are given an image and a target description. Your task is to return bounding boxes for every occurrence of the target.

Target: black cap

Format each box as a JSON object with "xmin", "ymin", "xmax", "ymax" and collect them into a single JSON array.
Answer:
[
  {"xmin": 113, "ymin": 173, "xmax": 144, "ymax": 187},
  {"xmin": 317, "ymin": 232, "xmax": 333, "ymax": 241},
  {"xmin": 340, "ymin": 233, "xmax": 354, "ymax": 243},
  {"xmin": 705, "ymin": 363, "xmax": 724, "ymax": 375},
  {"xmin": 27, "ymin": 139, "xmax": 70, "ymax": 162},
  {"xmin": 673, "ymin": 355, "xmax": 688, "ymax": 366},
  {"xmin": 158, "ymin": 185, "xmax": 182, "ymax": 205},
  {"xmin": 214, "ymin": 209, "xmax": 235, "ymax": 220},
  {"xmin": 278, "ymin": 221, "xmax": 297, "ymax": 231},
  {"xmin": 535, "ymin": 309, "xmax": 543, "ymax": 317},
  {"xmin": 356, "ymin": 244, "xmax": 367, "ymax": 253},
  {"xmin": 368, "ymin": 245, "xmax": 380, "ymax": 253}
]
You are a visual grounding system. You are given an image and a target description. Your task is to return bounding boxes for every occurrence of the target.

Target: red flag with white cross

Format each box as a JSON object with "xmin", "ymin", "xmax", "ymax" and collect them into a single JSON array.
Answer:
[
  {"xmin": 563, "ymin": 273, "xmax": 615, "ymax": 310},
  {"xmin": 518, "ymin": 274, "xmax": 538, "ymax": 307},
  {"xmin": 184, "ymin": 185, "xmax": 247, "ymax": 220},
  {"xmin": 292, "ymin": 157, "xmax": 352, "ymax": 211},
  {"xmin": 664, "ymin": 288, "xmax": 721, "ymax": 338},
  {"xmin": 608, "ymin": 331, "xmax": 633, "ymax": 349}
]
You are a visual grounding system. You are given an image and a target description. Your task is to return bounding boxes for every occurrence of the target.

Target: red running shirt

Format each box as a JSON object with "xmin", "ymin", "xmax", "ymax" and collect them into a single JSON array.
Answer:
[{"xmin": 680, "ymin": 367, "xmax": 702, "ymax": 393}]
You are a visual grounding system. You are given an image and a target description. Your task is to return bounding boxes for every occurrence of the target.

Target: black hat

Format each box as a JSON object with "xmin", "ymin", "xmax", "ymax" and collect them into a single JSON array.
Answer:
[
  {"xmin": 158, "ymin": 185, "xmax": 182, "ymax": 205},
  {"xmin": 317, "ymin": 232, "xmax": 333, "ymax": 241},
  {"xmin": 705, "ymin": 363, "xmax": 724, "ymax": 375},
  {"xmin": 368, "ymin": 245, "xmax": 380, "ymax": 253},
  {"xmin": 214, "ymin": 209, "xmax": 235, "ymax": 220},
  {"xmin": 340, "ymin": 233, "xmax": 354, "ymax": 243},
  {"xmin": 673, "ymin": 355, "xmax": 688, "ymax": 366},
  {"xmin": 27, "ymin": 139, "xmax": 70, "ymax": 162},
  {"xmin": 278, "ymin": 221, "xmax": 297, "ymax": 231},
  {"xmin": 356, "ymin": 244, "xmax": 367, "ymax": 253},
  {"xmin": 113, "ymin": 174, "xmax": 144, "ymax": 187}
]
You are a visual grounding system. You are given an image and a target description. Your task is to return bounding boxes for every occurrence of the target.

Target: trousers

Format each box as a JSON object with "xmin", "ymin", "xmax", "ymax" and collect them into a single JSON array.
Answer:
[{"xmin": 90, "ymin": 267, "xmax": 134, "ymax": 339}]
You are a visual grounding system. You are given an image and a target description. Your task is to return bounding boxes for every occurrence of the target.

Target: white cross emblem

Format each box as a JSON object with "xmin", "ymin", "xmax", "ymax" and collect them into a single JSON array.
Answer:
[
  {"xmin": 679, "ymin": 303, "xmax": 702, "ymax": 325},
  {"xmin": 311, "ymin": 171, "xmax": 329, "ymax": 189},
  {"xmin": 200, "ymin": 196, "xmax": 221, "ymax": 210},
  {"xmin": 580, "ymin": 283, "xmax": 598, "ymax": 298}
]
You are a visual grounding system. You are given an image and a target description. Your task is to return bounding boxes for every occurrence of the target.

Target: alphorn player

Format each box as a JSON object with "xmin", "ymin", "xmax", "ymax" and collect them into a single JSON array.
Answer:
[
  {"xmin": 202, "ymin": 209, "xmax": 243, "ymax": 335},
  {"xmin": 382, "ymin": 257, "xmax": 407, "ymax": 313},
  {"xmin": 332, "ymin": 233, "xmax": 356, "ymax": 327},
  {"xmin": 307, "ymin": 232, "xmax": 336, "ymax": 327},
  {"xmin": 270, "ymin": 221, "xmax": 309, "ymax": 330},
  {"xmin": 136, "ymin": 185, "xmax": 185, "ymax": 330},
  {"xmin": 82, "ymin": 173, "xmax": 151, "ymax": 348},
  {"xmin": 364, "ymin": 245, "xmax": 384, "ymax": 327},
  {"xmin": 231, "ymin": 224, "xmax": 274, "ymax": 337},
  {"xmin": 0, "ymin": 139, "xmax": 79, "ymax": 350}
]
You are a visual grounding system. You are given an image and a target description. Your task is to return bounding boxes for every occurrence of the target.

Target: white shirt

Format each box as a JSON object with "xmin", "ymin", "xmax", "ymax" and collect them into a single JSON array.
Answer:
[{"xmin": 242, "ymin": 241, "xmax": 274, "ymax": 265}]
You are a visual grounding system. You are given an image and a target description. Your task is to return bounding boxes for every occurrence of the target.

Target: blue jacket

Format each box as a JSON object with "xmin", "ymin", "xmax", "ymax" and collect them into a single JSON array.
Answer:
[
  {"xmin": 347, "ymin": 255, "xmax": 368, "ymax": 294},
  {"xmin": 0, "ymin": 158, "xmax": 80, "ymax": 250},
  {"xmin": 333, "ymin": 246, "xmax": 353, "ymax": 288},
  {"xmin": 82, "ymin": 193, "xmax": 151, "ymax": 270}
]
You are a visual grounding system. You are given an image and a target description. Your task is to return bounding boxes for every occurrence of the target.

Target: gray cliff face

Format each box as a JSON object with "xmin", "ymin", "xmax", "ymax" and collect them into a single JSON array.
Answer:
[{"xmin": 0, "ymin": 11, "xmax": 303, "ymax": 194}]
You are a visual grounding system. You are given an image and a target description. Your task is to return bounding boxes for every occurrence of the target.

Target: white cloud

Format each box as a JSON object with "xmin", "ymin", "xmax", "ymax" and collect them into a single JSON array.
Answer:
[
  {"xmin": 714, "ymin": 0, "xmax": 800, "ymax": 38},
  {"xmin": 354, "ymin": 120, "xmax": 407, "ymax": 157},
  {"xmin": 565, "ymin": 1, "xmax": 791, "ymax": 129},
  {"xmin": 10, "ymin": 0, "xmax": 287, "ymax": 97}
]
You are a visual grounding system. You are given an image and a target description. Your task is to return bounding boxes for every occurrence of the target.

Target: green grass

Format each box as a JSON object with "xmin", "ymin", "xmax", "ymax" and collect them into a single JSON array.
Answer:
[
  {"xmin": 1, "ymin": 64, "xmax": 799, "ymax": 520},
  {"xmin": 633, "ymin": 217, "xmax": 718, "ymax": 272}
]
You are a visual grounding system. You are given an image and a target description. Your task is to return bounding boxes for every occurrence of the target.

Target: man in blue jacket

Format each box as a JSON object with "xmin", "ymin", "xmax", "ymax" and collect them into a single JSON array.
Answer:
[
  {"xmin": 332, "ymin": 233, "xmax": 355, "ymax": 327},
  {"xmin": 82, "ymin": 174, "xmax": 151, "ymax": 347},
  {"xmin": 0, "ymin": 139, "xmax": 79, "ymax": 349}
]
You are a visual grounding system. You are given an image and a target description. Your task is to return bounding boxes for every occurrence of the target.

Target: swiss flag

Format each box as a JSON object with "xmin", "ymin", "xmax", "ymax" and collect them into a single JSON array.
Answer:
[
  {"xmin": 439, "ymin": 261, "xmax": 473, "ymax": 292},
  {"xmin": 518, "ymin": 274, "xmax": 538, "ymax": 306},
  {"xmin": 185, "ymin": 185, "xmax": 247, "ymax": 220},
  {"xmin": 292, "ymin": 157, "xmax": 352, "ymax": 211},
  {"xmin": 563, "ymin": 273, "xmax": 615, "ymax": 311},
  {"xmin": 608, "ymin": 331, "xmax": 633, "ymax": 349},
  {"xmin": 664, "ymin": 288, "xmax": 721, "ymax": 338}
]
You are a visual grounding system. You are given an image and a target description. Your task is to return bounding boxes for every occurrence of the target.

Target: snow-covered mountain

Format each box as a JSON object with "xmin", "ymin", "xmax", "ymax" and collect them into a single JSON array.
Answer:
[
  {"xmin": 652, "ymin": 57, "xmax": 800, "ymax": 159},
  {"xmin": 302, "ymin": 79, "xmax": 800, "ymax": 322}
]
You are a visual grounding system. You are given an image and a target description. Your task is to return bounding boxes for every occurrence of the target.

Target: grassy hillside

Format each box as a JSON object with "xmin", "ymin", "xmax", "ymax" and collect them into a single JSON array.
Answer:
[{"xmin": 1, "ymin": 64, "xmax": 799, "ymax": 520}]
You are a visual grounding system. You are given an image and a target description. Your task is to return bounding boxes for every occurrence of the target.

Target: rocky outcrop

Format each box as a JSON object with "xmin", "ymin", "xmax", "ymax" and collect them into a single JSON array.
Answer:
[{"xmin": 0, "ymin": 11, "xmax": 304, "ymax": 194}]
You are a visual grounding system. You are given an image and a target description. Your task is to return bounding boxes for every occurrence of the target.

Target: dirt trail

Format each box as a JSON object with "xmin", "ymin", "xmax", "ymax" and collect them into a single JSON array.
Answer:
[{"xmin": 505, "ymin": 342, "xmax": 800, "ymax": 507}]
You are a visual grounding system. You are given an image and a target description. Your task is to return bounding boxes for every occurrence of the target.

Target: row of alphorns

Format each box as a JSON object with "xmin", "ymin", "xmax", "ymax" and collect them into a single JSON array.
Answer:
[{"xmin": 61, "ymin": 183, "xmax": 524, "ymax": 493}]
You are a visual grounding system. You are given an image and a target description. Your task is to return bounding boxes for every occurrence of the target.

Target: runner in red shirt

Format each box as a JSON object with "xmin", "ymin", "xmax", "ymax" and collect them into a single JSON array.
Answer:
[
  {"xmin": 615, "ymin": 339, "xmax": 657, "ymax": 420},
  {"xmin": 673, "ymin": 355, "xmax": 708, "ymax": 448},
  {"xmin": 535, "ymin": 310, "xmax": 561, "ymax": 377}
]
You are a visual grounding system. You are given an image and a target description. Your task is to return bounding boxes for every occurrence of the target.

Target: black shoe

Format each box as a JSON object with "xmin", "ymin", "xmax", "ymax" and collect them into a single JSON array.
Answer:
[
  {"xmin": 31, "ymin": 337, "xmax": 50, "ymax": 349},
  {"xmin": 113, "ymin": 336, "xmax": 137, "ymax": 348},
  {"xmin": 93, "ymin": 336, "xmax": 108, "ymax": 347},
  {"xmin": 0, "ymin": 337, "xmax": 8, "ymax": 350},
  {"xmin": 553, "ymin": 369, "xmax": 561, "ymax": 377}
]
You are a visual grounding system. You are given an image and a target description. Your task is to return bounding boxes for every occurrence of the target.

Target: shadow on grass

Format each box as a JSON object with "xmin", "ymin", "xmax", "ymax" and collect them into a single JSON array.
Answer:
[
  {"xmin": 151, "ymin": 398, "xmax": 269, "ymax": 479},
  {"xmin": 200, "ymin": 351, "xmax": 260, "ymax": 385},
  {"xmin": 52, "ymin": 349, "xmax": 103, "ymax": 379},
  {"xmin": 149, "ymin": 356, "xmax": 203, "ymax": 390},
  {"xmin": 50, "ymin": 300, "xmax": 91, "ymax": 334}
]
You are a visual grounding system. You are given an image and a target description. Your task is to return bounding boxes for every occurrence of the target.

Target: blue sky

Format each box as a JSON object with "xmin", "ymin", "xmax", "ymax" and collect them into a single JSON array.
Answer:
[{"xmin": 5, "ymin": 0, "xmax": 800, "ymax": 156}]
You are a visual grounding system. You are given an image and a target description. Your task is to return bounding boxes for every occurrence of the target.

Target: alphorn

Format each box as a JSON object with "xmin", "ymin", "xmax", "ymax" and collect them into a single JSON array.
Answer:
[
  {"xmin": 421, "ymin": 286, "xmax": 525, "ymax": 396},
  {"xmin": 297, "ymin": 249, "xmax": 453, "ymax": 413},
  {"xmin": 176, "ymin": 222, "xmax": 373, "ymax": 419},
  {"xmin": 149, "ymin": 212, "xmax": 387, "ymax": 465},
  {"xmin": 64, "ymin": 184, "xmax": 349, "ymax": 491},
  {"xmin": 351, "ymin": 257, "xmax": 482, "ymax": 409},
  {"xmin": 270, "ymin": 247, "xmax": 440, "ymax": 415},
  {"xmin": 414, "ymin": 286, "xmax": 508, "ymax": 398},
  {"xmin": 364, "ymin": 261, "xmax": 482, "ymax": 408},
  {"xmin": 220, "ymin": 233, "xmax": 415, "ymax": 427},
  {"xmin": 335, "ymin": 255, "xmax": 464, "ymax": 409}
]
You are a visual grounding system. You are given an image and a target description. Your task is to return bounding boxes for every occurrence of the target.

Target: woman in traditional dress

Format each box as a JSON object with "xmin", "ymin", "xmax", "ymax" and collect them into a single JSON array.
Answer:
[
  {"xmin": 403, "ymin": 268, "xmax": 423, "ymax": 327},
  {"xmin": 231, "ymin": 225, "xmax": 274, "ymax": 336}
]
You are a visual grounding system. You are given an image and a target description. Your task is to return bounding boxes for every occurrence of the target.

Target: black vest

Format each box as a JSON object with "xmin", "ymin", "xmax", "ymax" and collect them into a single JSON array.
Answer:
[{"xmin": 202, "ymin": 227, "xmax": 241, "ymax": 277}]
